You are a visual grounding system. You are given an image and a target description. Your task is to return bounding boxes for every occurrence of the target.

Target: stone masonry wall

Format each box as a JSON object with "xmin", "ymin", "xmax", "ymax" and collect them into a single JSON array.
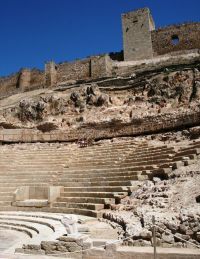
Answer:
[
  {"xmin": 152, "ymin": 23, "xmax": 200, "ymax": 56},
  {"xmin": 50, "ymin": 55, "xmax": 112, "ymax": 86},
  {"xmin": 90, "ymin": 55, "xmax": 112, "ymax": 78},
  {"xmin": 30, "ymin": 69, "xmax": 45, "ymax": 89},
  {"xmin": 0, "ymin": 55, "xmax": 111, "ymax": 95},
  {"xmin": 0, "ymin": 69, "xmax": 45, "ymax": 97},
  {"xmin": 0, "ymin": 73, "xmax": 19, "ymax": 97},
  {"xmin": 56, "ymin": 59, "xmax": 91, "ymax": 84}
]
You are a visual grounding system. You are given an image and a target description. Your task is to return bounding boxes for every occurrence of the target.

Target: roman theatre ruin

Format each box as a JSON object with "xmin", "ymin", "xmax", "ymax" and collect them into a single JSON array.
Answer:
[{"xmin": 0, "ymin": 7, "xmax": 200, "ymax": 259}]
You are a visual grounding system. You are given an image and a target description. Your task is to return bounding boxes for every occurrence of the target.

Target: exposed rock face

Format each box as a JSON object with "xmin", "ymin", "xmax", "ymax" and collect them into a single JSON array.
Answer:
[
  {"xmin": 103, "ymin": 167, "xmax": 200, "ymax": 248},
  {"xmin": 0, "ymin": 66, "xmax": 200, "ymax": 141},
  {"xmin": 18, "ymin": 98, "xmax": 46, "ymax": 122}
]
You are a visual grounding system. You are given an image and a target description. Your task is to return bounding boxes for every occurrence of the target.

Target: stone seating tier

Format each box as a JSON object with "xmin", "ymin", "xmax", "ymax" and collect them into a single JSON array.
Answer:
[{"xmin": 0, "ymin": 139, "xmax": 198, "ymax": 217}]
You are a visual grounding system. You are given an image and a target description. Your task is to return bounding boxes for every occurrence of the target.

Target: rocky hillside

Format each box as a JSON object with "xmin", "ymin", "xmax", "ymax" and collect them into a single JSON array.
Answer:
[{"xmin": 0, "ymin": 63, "xmax": 200, "ymax": 139}]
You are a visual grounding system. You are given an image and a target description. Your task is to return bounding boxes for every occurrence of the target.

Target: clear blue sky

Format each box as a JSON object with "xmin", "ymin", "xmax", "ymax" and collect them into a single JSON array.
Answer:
[{"xmin": 0, "ymin": 0, "xmax": 199, "ymax": 76}]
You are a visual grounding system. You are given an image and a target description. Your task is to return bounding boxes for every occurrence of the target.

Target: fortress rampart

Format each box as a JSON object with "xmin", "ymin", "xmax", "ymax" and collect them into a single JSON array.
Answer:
[
  {"xmin": 0, "ymin": 7, "xmax": 199, "ymax": 97},
  {"xmin": 152, "ymin": 23, "xmax": 200, "ymax": 56},
  {"xmin": 122, "ymin": 8, "xmax": 200, "ymax": 61},
  {"xmin": 0, "ymin": 55, "xmax": 112, "ymax": 96}
]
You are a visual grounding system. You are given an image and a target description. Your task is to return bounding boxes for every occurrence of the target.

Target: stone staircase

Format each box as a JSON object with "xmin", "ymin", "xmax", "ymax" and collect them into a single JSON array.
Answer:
[
  {"xmin": 50, "ymin": 140, "xmax": 197, "ymax": 217},
  {"xmin": 0, "ymin": 144, "xmax": 69, "ymax": 209},
  {"xmin": 0, "ymin": 211, "xmax": 66, "ymax": 254},
  {"xmin": 0, "ymin": 139, "xmax": 199, "ymax": 217}
]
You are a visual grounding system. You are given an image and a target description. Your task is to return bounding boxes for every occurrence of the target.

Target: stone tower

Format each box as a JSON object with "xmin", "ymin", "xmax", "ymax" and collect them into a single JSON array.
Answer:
[
  {"xmin": 45, "ymin": 61, "xmax": 57, "ymax": 88},
  {"xmin": 19, "ymin": 68, "xmax": 31, "ymax": 91},
  {"xmin": 122, "ymin": 7, "xmax": 155, "ymax": 61}
]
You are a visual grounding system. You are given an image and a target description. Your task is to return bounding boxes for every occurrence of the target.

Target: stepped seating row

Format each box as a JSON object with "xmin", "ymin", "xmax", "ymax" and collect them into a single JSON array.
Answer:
[
  {"xmin": 0, "ymin": 141, "xmax": 139, "ymax": 211},
  {"xmin": 0, "ymin": 145, "xmax": 74, "ymax": 209},
  {"xmin": 0, "ymin": 212, "xmax": 66, "ymax": 253},
  {"xmin": 51, "ymin": 140, "xmax": 198, "ymax": 217},
  {"xmin": 0, "ymin": 139, "xmax": 199, "ymax": 217}
]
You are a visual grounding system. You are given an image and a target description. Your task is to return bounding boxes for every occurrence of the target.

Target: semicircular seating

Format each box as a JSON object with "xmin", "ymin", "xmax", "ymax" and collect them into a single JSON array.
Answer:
[{"xmin": 0, "ymin": 139, "xmax": 198, "ymax": 217}]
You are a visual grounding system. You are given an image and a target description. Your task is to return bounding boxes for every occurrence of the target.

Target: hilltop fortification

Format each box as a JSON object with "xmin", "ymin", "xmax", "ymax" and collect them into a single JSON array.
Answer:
[{"xmin": 0, "ymin": 7, "xmax": 199, "ymax": 98}]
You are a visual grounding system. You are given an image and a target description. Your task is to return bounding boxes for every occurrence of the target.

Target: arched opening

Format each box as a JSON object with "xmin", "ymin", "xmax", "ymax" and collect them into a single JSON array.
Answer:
[{"xmin": 171, "ymin": 35, "xmax": 180, "ymax": 45}]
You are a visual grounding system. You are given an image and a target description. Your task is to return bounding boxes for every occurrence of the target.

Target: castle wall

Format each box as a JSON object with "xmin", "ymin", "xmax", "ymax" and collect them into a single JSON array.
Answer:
[
  {"xmin": 46, "ymin": 55, "xmax": 112, "ymax": 87},
  {"xmin": 0, "ymin": 69, "xmax": 45, "ymax": 97},
  {"xmin": 30, "ymin": 69, "xmax": 45, "ymax": 89},
  {"xmin": 56, "ymin": 58, "xmax": 91, "ymax": 84},
  {"xmin": 152, "ymin": 23, "xmax": 200, "ymax": 56},
  {"xmin": 122, "ymin": 8, "xmax": 155, "ymax": 61},
  {"xmin": 0, "ymin": 73, "xmax": 19, "ymax": 96},
  {"xmin": 90, "ymin": 55, "xmax": 112, "ymax": 78},
  {"xmin": 0, "ymin": 55, "xmax": 112, "ymax": 96}
]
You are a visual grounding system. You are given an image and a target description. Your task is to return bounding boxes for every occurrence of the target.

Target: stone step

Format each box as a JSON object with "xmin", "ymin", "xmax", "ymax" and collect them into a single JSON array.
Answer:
[
  {"xmin": 61, "ymin": 146, "xmax": 172, "ymax": 156},
  {"xmin": 54, "ymin": 202, "xmax": 104, "ymax": 211},
  {"xmin": 174, "ymin": 148, "xmax": 200, "ymax": 157},
  {"xmin": 0, "ymin": 192, "xmax": 13, "ymax": 196},
  {"xmin": 0, "ymin": 183, "xmax": 48, "ymax": 187},
  {"xmin": 70, "ymin": 159, "xmax": 171, "ymax": 167},
  {"xmin": 172, "ymin": 154, "xmax": 196, "ymax": 162},
  {"xmin": 13, "ymin": 145, "xmax": 138, "ymax": 154},
  {"xmin": 132, "ymin": 153, "xmax": 173, "ymax": 161},
  {"xmin": 63, "ymin": 165, "xmax": 158, "ymax": 174},
  {"xmin": 71, "ymin": 148, "xmax": 175, "ymax": 159},
  {"xmin": 15, "ymin": 162, "xmax": 66, "ymax": 166},
  {"xmin": 60, "ymin": 191, "xmax": 128, "ymax": 198},
  {"xmin": 0, "ymin": 173, "xmax": 56, "ymax": 177},
  {"xmin": 0, "ymin": 170, "xmax": 62, "ymax": 174},
  {"xmin": 0, "ymin": 179, "xmax": 51, "ymax": 183},
  {"xmin": 55, "ymin": 197, "xmax": 115, "ymax": 204},
  {"xmin": 63, "ymin": 166, "xmax": 157, "ymax": 173},
  {"xmin": 62, "ymin": 186, "xmax": 130, "ymax": 192},
  {"xmin": 0, "ymin": 201, "xmax": 12, "ymax": 206},
  {"xmin": 0, "ymin": 220, "xmax": 39, "ymax": 234},
  {"xmin": 0, "ymin": 187, "xmax": 16, "ymax": 191},
  {"xmin": 2, "ymin": 167, "xmax": 64, "ymax": 171},
  {"xmin": 0, "ymin": 196, "xmax": 13, "ymax": 201},
  {"xmin": 59, "ymin": 175, "xmax": 140, "ymax": 182},
  {"xmin": 0, "ymin": 156, "xmax": 68, "ymax": 160},
  {"xmin": 0, "ymin": 175, "xmax": 54, "ymax": 179},
  {"xmin": 72, "ymin": 149, "xmax": 174, "ymax": 158},
  {"xmin": 0, "ymin": 148, "xmax": 174, "ymax": 162},
  {"xmin": 159, "ymin": 161, "xmax": 184, "ymax": 170},
  {"xmin": 0, "ymin": 224, "xmax": 33, "ymax": 238},
  {"xmin": 49, "ymin": 207, "xmax": 102, "ymax": 218},
  {"xmin": 58, "ymin": 171, "xmax": 142, "ymax": 178},
  {"xmin": 69, "ymin": 155, "xmax": 173, "ymax": 168},
  {"xmin": 56, "ymin": 180, "xmax": 133, "ymax": 187},
  {"xmin": 0, "ymin": 215, "xmax": 56, "ymax": 231}
]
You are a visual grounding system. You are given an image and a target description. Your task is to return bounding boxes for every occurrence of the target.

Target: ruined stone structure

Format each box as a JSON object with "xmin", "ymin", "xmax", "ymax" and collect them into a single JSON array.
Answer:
[
  {"xmin": 0, "ymin": 7, "xmax": 200, "ymax": 258},
  {"xmin": 122, "ymin": 7, "xmax": 200, "ymax": 61}
]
